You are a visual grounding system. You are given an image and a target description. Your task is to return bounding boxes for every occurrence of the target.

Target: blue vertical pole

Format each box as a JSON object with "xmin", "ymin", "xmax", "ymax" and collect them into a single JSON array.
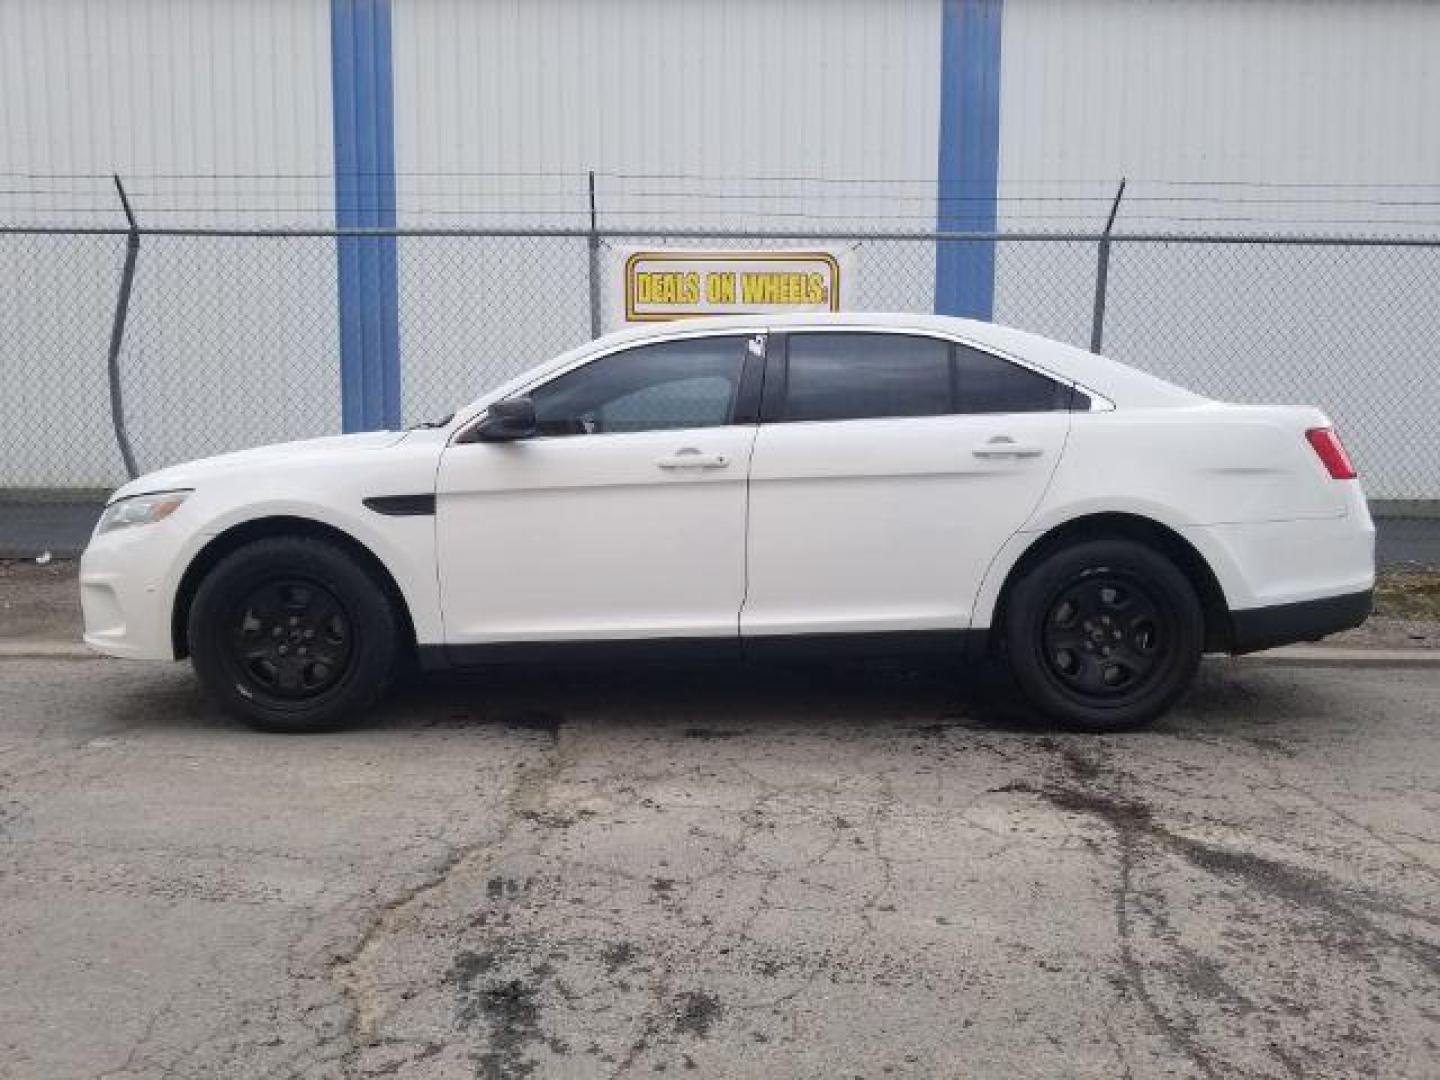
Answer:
[
  {"xmin": 331, "ymin": 0, "xmax": 400, "ymax": 431},
  {"xmin": 935, "ymin": 0, "xmax": 1004, "ymax": 320}
]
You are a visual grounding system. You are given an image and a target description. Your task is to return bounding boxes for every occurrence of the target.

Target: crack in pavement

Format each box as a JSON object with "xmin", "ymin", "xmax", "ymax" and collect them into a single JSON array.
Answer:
[
  {"xmin": 993, "ymin": 738, "xmax": 1440, "ymax": 1080},
  {"xmin": 323, "ymin": 726, "xmax": 575, "ymax": 1077}
]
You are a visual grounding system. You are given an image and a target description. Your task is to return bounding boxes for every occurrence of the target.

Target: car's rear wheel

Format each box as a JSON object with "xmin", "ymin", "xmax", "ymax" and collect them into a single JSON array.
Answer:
[
  {"xmin": 1002, "ymin": 539, "xmax": 1203, "ymax": 731},
  {"xmin": 188, "ymin": 536, "xmax": 398, "ymax": 732}
]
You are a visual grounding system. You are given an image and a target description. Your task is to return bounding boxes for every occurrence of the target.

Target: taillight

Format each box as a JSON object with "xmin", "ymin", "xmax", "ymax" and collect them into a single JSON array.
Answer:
[{"xmin": 1305, "ymin": 427, "xmax": 1357, "ymax": 480}]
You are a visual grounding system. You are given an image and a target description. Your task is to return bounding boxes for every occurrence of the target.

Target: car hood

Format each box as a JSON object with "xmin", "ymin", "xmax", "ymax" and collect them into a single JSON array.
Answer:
[{"xmin": 108, "ymin": 431, "xmax": 412, "ymax": 502}]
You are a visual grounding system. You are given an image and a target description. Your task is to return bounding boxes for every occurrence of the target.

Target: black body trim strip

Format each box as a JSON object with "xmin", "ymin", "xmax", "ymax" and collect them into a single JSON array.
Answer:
[
  {"xmin": 423, "ymin": 637, "xmax": 740, "ymax": 670},
  {"xmin": 363, "ymin": 493, "xmax": 436, "ymax": 517},
  {"xmin": 730, "ymin": 334, "xmax": 767, "ymax": 425},
  {"xmin": 759, "ymin": 331, "xmax": 789, "ymax": 423},
  {"xmin": 1229, "ymin": 589, "xmax": 1372, "ymax": 655},
  {"xmin": 418, "ymin": 629, "xmax": 987, "ymax": 671},
  {"xmin": 744, "ymin": 629, "xmax": 979, "ymax": 661}
]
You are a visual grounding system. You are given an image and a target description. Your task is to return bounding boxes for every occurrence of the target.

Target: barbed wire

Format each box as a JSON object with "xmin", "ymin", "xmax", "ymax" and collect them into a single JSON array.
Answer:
[
  {"xmin": 8, "ymin": 171, "xmax": 1440, "ymax": 233},
  {"xmin": 6, "ymin": 168, "xmax": 1440, "ymax": 190}
]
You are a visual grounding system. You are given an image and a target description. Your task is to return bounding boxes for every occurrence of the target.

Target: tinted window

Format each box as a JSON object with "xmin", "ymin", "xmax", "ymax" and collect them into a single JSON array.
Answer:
[
  {"xmin": 530, "ymin": 336, "xmax": 746, "ymax": 436},
  {"xmin": 783, "ymin": 333, "xmax": 952, "ymax": 422},
  {"xmin": 955, "ymin": 346, "xmax": 1071, "ymax": 413}
]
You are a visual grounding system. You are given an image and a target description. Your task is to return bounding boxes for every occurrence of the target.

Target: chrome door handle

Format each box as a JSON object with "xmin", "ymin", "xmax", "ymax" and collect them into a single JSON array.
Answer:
[
  {"xmin": 656, "ymin": 448, "xmax": 730, "ymax": 469},
  {"xmin": 973, "ymin": 437, "xmax": 1044, "ymax": 459}
]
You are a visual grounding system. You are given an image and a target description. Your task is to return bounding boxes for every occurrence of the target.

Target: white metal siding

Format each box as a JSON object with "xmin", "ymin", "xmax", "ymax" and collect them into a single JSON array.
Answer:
[
  {"xmin": 1, "ymin": 0, "xmax": 1437, "ymax": 497},
  {"xmin": 391, "ymin": 0, "xmax": 943, "ymax": 213},
  {"xmin": 993, "ymin": 0, "xmax": 1440, "ymax": 498},
  {"xmin": 0, "ymin": 0, "xmax": 336, "ymax": 224},
  {"xmin": 0, "ymin": 0, "xmax": 338, "ymax": 487},
  {"xmin": 999, "ymin": 0, "xmax": 1440, "ymax": 195},
  {"xmin": 389, "ymin": 0, "xmax": 945, "ymax": 422}
]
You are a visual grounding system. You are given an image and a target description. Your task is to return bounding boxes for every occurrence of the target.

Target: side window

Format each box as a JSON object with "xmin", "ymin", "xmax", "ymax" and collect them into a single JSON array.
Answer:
[
  {"xmin": 530, "ymin": 336, "xmax": 747, "ymax": 437},
  {"xmin": 782, "ymin": 333, "xmax": 952, "ymax": 422},
  {"xmin": 954, "ymin": 345, "xmax": 1072, "ymax": 413}
]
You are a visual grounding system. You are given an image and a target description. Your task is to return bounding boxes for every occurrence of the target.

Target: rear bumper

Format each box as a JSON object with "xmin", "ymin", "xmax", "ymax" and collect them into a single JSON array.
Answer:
[
  {"xmin": 1181, "ymin": 506, "xmax": 1375, "ymax": 613},
  {"xmin": 1229, "ymin": 589, "xmax": 1373, "ymax": 655}
]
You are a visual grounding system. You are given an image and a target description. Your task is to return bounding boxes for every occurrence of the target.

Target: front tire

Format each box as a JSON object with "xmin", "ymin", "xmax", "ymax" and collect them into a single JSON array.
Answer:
[
  {"xmin": 1002, "ymin": 539, "xmax": 1203, "ymax": 731},
  {"xmin": 188, "ymin": 536, "xmax": 399, "ymax": 732}
]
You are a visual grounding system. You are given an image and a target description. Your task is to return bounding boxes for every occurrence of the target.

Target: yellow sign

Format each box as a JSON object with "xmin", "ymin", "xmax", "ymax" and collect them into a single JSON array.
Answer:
[{"xmin": 621, "ymin": 249, "xmax": 847, "ymax": 323}]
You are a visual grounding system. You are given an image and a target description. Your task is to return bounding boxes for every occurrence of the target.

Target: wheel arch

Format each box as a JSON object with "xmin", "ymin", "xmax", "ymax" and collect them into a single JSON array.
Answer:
[
  {"xmin": 170, "ymin": 515, "xmax": 418, "ymax": 660},
  {"xmin": 989, "ymin": 512, "xmax": 1233, "ymax": 654}
]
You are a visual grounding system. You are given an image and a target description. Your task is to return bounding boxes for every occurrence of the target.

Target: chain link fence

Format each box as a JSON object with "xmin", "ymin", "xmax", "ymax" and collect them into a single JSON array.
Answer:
[
  {"xmin": 121, "ymin": 234, "xmax": 343, "ymax": 470},
  {"xmin": 0, "ymin": 230, "xmax": 130, "ymax": 488},
  {"xmin": 400, "ymin": 234, "xmax": 592, "ymax": 425},
  {"xmin": 1, "ymin": 225, "xmax": 1437, "ymax": 502},
  {"xmin": 1102, "ymin": 239, "xmax": 1440, "ymax": 503}
]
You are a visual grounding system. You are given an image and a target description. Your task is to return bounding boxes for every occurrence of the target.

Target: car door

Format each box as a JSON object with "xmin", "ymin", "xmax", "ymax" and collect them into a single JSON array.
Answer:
[
  {"xmin": 435, "ymin": 331, "xmax": 763, "ymax": 654},
  {"xmin": 741, "ymin": 328, "xmax": 1074, "ymax": 640}
]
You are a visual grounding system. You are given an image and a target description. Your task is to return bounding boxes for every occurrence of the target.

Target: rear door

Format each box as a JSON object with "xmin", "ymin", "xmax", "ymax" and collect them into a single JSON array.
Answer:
[{"xmin": 741, "ymin": 329, "xmax": 1073, "ymax": 639}]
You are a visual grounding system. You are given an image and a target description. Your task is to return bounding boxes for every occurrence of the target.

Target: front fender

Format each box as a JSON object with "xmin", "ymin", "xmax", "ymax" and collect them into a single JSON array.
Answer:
[{"xmin": 171, "ymin": 497, "xmax": 443, "ymax": 647}]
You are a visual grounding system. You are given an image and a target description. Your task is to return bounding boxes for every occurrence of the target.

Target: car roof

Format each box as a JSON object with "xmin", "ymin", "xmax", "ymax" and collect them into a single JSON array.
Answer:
[{"xmin": 464, "ymin": 313, "xmax": 1203, "ymax": 420}]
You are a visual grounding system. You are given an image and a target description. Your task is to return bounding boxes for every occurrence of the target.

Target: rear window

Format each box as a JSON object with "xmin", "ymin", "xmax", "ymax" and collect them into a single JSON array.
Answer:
[
  {"xmin": 776, "ymin": 332, "xmax": 1075, "ymax": 421},
  {"xmin": 954, "ymin": 345, "xmax": 1073, "ymax": 413}
]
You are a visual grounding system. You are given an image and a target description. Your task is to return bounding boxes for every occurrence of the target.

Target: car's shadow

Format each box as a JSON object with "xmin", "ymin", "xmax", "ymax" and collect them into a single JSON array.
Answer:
[
  {"xmin": 360, "ymin": 654, "xmax": 1333, "ymax": 741},
  {"xmin": 385, "ymin": 655, "xmax": 1035, "ymax": 732},
  {"xmin": 101, "ymin": 654, "xmax": 1335, "ymax": 742}
]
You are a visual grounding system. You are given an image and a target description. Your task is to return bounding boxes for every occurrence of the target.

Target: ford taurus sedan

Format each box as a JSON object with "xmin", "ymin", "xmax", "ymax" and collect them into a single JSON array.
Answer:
[{"xmin": 80, "ymin": 313, "xmax": 1374, "ymax": 732}]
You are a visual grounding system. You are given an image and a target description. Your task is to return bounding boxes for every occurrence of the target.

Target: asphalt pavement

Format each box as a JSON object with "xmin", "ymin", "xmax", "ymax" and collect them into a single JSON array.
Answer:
[{"xmin": 1, "ymin": 654, "xmax": 1438, "ymax": 1078}]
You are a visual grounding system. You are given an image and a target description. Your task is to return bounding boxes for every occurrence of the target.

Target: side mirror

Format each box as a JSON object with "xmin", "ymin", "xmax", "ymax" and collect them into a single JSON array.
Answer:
[{"xmin": 470, "ymin": 397, "xmax": 537, "ymax": 442}]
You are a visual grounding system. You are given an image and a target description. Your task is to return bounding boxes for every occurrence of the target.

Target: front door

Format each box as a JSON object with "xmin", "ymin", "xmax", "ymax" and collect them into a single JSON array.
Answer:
[
  {"xmin": 436, "ymin": 332, "xmax": 762, "ymax": 652},
  {"xmin": 742, "ymin": 329, "xmax": 1073, "ymax": 638}
]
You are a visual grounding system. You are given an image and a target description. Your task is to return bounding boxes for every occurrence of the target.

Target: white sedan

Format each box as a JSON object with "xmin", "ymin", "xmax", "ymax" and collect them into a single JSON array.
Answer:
[{"xmin": 80, "ymin": 314, "xmax": 1374, "ymax": 732}]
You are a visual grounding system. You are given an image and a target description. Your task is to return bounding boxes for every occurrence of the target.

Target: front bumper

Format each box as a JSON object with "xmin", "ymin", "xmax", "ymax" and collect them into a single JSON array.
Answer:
[
  {"xmin": 80, "ymin": 518, "xmax": 191, "ymax": 660},
  {"xmin": 1229, "ymin": 589, "xmax": 1373, "ymax": 655}
]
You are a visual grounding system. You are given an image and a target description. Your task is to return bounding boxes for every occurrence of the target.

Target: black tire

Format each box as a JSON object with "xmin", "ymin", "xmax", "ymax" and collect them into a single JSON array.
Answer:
[
  {"xmin": 1002, "ymin": 539, "xmax": 1203, "ymax": 731},
  {"xmin": 187, "ymin": 535, "xmax": 399, "ymax": 732}
]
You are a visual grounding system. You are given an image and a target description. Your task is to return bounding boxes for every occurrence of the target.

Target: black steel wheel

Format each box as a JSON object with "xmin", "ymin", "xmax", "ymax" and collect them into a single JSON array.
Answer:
[
  {"xmin": 188, "ymin": 535, "xmax": 400, "ymax": 732},
  {"xmin": 1003, "ymin": 538, "xmax": 1203, "ymax": 731},
  {"xmin": 228, "ymin": 578, "xmax": 354, "ymax": 699},
  {"xmin": 1041, "ymin": 573, "xmax": 1166, "ymax": 698}
]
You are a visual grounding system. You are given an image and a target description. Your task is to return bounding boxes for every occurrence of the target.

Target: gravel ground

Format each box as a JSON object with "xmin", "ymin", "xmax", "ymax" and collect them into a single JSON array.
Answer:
[
  {"xmin": 0, "ymin": 559, "xmax": 80, "ymax": 641},
  {"xmin": 0, "ymin": 655, "xmax": 1438, "ymax": 1079}
]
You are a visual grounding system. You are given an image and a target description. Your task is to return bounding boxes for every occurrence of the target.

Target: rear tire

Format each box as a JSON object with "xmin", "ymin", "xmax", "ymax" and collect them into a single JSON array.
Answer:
[
  {"xmin": 1002, "ymin": 539, "xmax": 1203, "ymax": 731},
  {"xmin": 188, "ymin": 536, "xmax": 399, "ymax": 732}
]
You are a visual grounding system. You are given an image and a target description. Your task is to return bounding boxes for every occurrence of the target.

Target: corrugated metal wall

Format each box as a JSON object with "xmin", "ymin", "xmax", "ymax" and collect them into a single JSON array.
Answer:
[
  {"xmin": 391, "ymin": 0, "xmax": 942, "ymax": 220},
  {"xmin": 1000, "ymin": 0, "xmax": 1440, "ymax": 197},
  {"xmin": 2, "ymin": 0, "xmax": 1438, "ymax": 494},
  {"xmin": 992, "ymin": 0, "xmax": 1440, "ymax": 500},
  {"xmin": 0, "ymin": 0, "xmax": 334, "ymax": 223},
  {"xmin": 0, "ymin": 0, "xmax": 339, "ymax": 488},
  {"xmin": 387, "ymin": 0, "xmax": 945, "ymax": 421}
]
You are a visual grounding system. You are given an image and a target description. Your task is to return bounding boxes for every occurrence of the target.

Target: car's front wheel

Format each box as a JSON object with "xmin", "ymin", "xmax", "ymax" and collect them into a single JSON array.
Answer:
[
  {"xmin": 1003, "ymin": 539, "xmax": 1203, "ymax": 731},
  {"xmin": 187, "ymin": 535, "xmax": 399, "ymax": 732}
]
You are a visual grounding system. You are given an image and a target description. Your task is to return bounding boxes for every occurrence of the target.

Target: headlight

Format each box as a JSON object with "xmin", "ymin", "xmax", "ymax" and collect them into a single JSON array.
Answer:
[{"xmin": 95, "ymin": 490, "xmax": 192, "ymax": 536}]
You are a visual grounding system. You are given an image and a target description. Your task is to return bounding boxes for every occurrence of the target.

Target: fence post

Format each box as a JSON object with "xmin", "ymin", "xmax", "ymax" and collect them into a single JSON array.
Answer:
[
  {"xmin": 105, "ymin": 174, "xmax": 141, "ymax": 480},
  {"xmin": 587, "ymin": 170, "xmax": 602, "ymax": 338},
  {"xmin": 1089, "ymin": 177, "xmax": 1127, "ymax": 354}
]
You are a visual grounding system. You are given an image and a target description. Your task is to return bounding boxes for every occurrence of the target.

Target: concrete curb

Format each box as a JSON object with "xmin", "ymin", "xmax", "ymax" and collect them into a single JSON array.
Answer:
[
  {"xmin": 0, "ymin": 640, "xmax": 101, "ymax": 659},
  {"xmin": 1231, "ymin": 646, "xmax": 1440, "ymax": 666},
  {"xmin": 2, "ymin": 639, "xmax": 1438, "ymax": 666}
]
